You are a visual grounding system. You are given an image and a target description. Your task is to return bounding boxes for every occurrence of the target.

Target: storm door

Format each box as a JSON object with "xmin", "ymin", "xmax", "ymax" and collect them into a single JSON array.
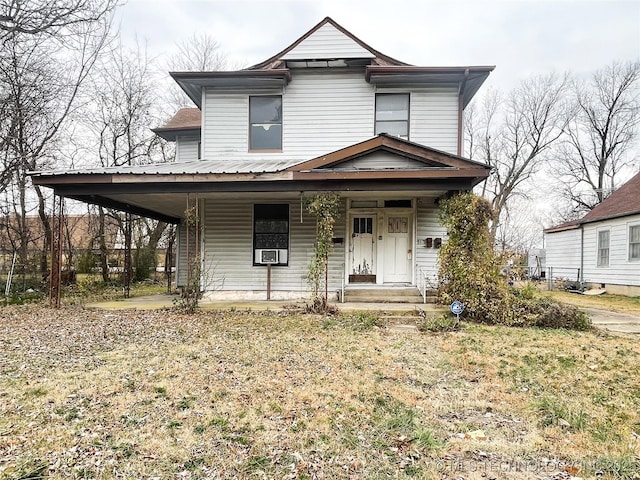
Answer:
[{"xmin": 350, "ymin": 216, "xmax": 376, "ymax": 282}]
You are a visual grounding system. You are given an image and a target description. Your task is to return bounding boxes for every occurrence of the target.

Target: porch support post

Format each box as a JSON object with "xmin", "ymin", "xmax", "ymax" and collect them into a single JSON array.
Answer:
[
  {"xmin": 49, "ymin": 195, "xmax": 63, "ymax": 308},
  {"xmin": 123, "ymin": 212, "xmax": 132, "ymax": 298}
]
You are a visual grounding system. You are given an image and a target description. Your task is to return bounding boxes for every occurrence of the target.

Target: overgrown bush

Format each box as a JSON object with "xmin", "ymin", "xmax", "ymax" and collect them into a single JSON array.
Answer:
[{"xmin": 438, "ymin": 193, "xmax": 590, "ymax": 331}]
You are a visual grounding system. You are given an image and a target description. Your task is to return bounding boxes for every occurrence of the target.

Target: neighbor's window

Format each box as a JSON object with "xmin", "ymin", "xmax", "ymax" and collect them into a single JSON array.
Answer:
[
  {"xmin": 253, "ymin": 204, "xmax": 289, "ymax": 264},
  {"xmin": 597, "ymin": 229, "xmax": 610, "ymax": 267},
  {"xmin": 375, "ymin": 93, "xmax": 409, "ymax": 139},
  {"xmin": 249, "ymin": 96, "xmax": 282, "ymax": 150},
  {"xmin": 630, "ymin": 225, "xmax": 640, "ymax": 260}
]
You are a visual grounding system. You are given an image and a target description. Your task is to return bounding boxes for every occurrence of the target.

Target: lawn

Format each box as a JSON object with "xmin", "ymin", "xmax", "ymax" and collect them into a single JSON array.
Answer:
[{"xmin": 0, "ymin": 306, "xmax": 638, "ymax": 479}]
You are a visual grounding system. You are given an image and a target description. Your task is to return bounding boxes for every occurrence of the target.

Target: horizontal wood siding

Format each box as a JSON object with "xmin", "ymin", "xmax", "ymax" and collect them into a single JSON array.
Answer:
[
  {"xmin": 544, "ymin": 229, "xmax": 582, "ymax": 280},
  {"xmin": 332, "ymin": 151, "xmax": 425, "ymax": 170},
  {"xmin": 282, "ymin": 23, "xmax": 374, "ymax": 60},
  {"xmin": 176, "ymin": 223, "xmax": 198, "ymax": 287},
  {"xmin": 283, "ymin": 72, "xmax": 374, "ymax": 157},
  {"xmin": 202, "ymin": 197, "xmax": 345, "ymax": 293},
  {"xmin": 415, "ymin": 199, "xmax": 446, "ymax": 286},
  {"xmin": 176, "ymin": 136, "xmax": 199, "ymax": 162},
  {"xmin": 202, "ymin": 75, "xmax": 461, "ymax": 162},
  {"xmin": 582, "ymin": 215, "xmax": 640, "ymax": 286},
  {"xmin": 410, "ymin": 88, "xmax": 459, "ymax": 154},
  {"xmin": 202, "ymin": 93, "xmax": 251, "ymax": 160}
]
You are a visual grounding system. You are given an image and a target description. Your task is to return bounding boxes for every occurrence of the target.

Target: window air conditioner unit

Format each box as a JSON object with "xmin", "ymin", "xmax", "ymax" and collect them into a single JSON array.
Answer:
[{"xmin": 258, "ymin": 249, "xmax": 279, "ymax": 264}]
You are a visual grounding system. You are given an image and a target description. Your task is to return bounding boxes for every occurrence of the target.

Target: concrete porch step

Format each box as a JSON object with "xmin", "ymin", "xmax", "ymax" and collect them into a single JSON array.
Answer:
[{"xmin": 343, "ymin": 286, "xmax": 437, "ymax": 304}]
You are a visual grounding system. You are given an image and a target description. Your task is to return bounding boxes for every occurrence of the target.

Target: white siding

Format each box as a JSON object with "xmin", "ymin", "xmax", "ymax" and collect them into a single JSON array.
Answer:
[
  {"xmin": 332, "ymin": 151, "xmax": 426, "ymax": 170},
  {"xmin": 415, "ymin": 198, "xmax": 446, "ymax": 286},
  {"xmin": 582, "ymin": 215, "xmax": 640, "ymax": 286},
  {"xmin": 203, "ymin": 93, "xmax": 250, "ymax": 159},
  {"xmin": 544, "ymin": 229, "xmax": 582, "ymax": 281},
  {"xmin": 282, "ymin": 23, "xmax": 374, "ymax": 60},
  {"xmin": 176, "ymin": 223, "xmax": 198, "ymax": 287},
  {"xmin": 201, "ymin": 197, "xmax": 346, "ymax": 295},
  {"xmin": 202, "ymin": 72, "xmax": 461, "ymax": 162},
  {"xmin": 410, "ymin": 88, "xmax": 459, "ymax": 154},
  {"xmin": 176, "ymin": 136, "xmax": 199, "ymax": 162}
]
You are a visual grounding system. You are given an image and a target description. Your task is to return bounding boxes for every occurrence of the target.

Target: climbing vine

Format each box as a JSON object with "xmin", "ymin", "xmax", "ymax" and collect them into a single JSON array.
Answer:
[{"xmin": 305, "ymin": 192, "xmax": 341, "ymax": 311}]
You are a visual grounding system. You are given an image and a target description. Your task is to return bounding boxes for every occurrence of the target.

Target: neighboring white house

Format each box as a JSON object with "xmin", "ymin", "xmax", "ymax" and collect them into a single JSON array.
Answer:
[
  {"xmin": 32, "ymin": 17, "xmax": 494, "ymax": 301},
  {"xmin": 544, "ymin": 171, "xmax": 640, "ymax": 296}
]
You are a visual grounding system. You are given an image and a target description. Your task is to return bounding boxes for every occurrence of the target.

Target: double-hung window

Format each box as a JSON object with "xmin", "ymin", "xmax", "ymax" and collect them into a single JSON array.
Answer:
[
  {"xmin": 597, "ymin": 229, "xmax": 610, "ymax": 267},
  {"xmin": 629, "ymin": 224, "xmax": 640, "ymax": 261},
  {"xmin": 249, "ymin": 96, "xmax": 282, "ymax": 150},
  {"xmin": 375, "ymin": 93, "xmax": 409, "ymax": 139}
]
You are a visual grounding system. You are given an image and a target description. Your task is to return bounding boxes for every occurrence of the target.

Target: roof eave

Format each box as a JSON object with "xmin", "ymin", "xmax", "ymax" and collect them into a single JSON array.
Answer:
[
  {"xmin": 170, "ymin": 70, "xmax": 292, "ymax": 107},
  {"xmin": 366, "ymin": 66, "xmax": 495, "ymax": 107},
  {"xmin": 151, "ymin": 127, "xmax": 201, "ymax": 142}
]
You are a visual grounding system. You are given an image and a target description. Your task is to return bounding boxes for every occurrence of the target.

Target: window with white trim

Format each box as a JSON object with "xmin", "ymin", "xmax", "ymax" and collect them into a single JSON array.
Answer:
[
  {"xmin": 597, "ymin": 229, "xmax": 610, "ymax": 267},
  {"xmin": 629, "ymin": 224, "xmax": 640, "ymax": 260},
  {"xmin": 375, "ymin": 93, "xmax": 409, "ymax": 139},
  {"xmin": 249, "ymin": 96, "xmax": 282, "ymax": 150}
]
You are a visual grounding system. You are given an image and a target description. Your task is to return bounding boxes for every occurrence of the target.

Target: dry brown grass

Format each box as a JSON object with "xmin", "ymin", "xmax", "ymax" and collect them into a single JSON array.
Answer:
[
  {"xmin": 544, "ymin": 291, "xmax": 640, "ymax": 315},
  {"xmin": 1, "ymin": 305, "xmax": 639, "ymax": 479}
]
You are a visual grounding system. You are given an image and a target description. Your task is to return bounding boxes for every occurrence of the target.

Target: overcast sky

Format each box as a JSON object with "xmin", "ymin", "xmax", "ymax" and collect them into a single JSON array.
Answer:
[{"xmin": 117, "ymin": 0, "xmax": 640, "ymax": 92}]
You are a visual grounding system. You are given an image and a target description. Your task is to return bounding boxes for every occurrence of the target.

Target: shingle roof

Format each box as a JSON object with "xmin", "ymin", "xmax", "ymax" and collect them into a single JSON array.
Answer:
[
  {"xmin": 545, "ymin": 171, "xmax": 640, "ymax": 233},
  {"xmin": 152, "ymin": 108, "xmax": 201, "ymax": 140},
  {"xmin": 580, "ymin": 171, "xmax": 640, "ymax": 223}
]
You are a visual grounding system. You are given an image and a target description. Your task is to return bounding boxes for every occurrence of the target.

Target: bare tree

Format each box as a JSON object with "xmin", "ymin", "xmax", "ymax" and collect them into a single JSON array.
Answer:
[
  {"xmin": 84, "ymin": 40, "xmax": 168, "ymax": 282},
  {"xmin": 558, "ymin": 61, "xmax": 640, "ymax": 214},
  {"xmin": 165, "ymin": 33, "xmax": 235, "ymax": 109},
  {"xmin": 0, "ymin": 0, "xmax": 117, "ymax": 37},
  {"xmin": 0, "ymin": 5, "xmax": 113, "ymax": 275},
  {"xmin": 467, "ymin": 74, "xmax": 569, "ymax": 241}
]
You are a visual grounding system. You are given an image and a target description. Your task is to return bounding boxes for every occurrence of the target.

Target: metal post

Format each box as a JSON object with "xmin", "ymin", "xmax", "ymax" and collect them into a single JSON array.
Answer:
[
  {"xmin": 123, "ymin": 212, "xmax": 132, "ymax": 298},
  {"xmin": 49, "ymin": 195, "xmax": 63, "ymax": 308},
  {"xmin": 547, "ymin": 267, "xmax": 553, "ymax": 291},
  {"xmin": 267, "ymin": 263, "xmax": 271, "ymax": 300}
]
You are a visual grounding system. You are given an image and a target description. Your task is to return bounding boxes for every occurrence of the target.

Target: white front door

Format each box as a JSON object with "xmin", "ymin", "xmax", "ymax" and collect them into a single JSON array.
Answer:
[
  {"xmin": 351, "ymin": 216, "xmax": 375, "ymax": 276},
  {"xmin": 383, "ymin": 215, "xmax": 412, "ymax": 283}
]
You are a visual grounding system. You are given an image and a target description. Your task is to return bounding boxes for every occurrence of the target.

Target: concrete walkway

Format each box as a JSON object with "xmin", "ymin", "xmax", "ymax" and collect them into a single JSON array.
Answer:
[
  {"xmin": 84, "ymin": 295, "xmax": 640, "ymax": 334},
  {"xmin": 583, "ymin": 308, "xmax": 640, "ymax": 335}
]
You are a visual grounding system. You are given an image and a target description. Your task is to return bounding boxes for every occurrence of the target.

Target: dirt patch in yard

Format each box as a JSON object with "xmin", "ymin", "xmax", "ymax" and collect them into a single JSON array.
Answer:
[{"xmin": 1, "ymin": 306, "xmax": 638, "ymax": 479}]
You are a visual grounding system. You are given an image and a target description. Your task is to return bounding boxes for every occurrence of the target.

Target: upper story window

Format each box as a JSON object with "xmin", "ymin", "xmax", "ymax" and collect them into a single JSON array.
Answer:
[
  {"xmin": 629, "ymin": 224, "xmax": 640, "ymax": 261},
  {"xmin": 597, "ymin": 229, "xmax": 610, "ymax": 267},
  {"xmin": 249, "ymin": 96, "xmax": 282, "ymax": 151},
  {"xmin": 375, "ymin": 93, "xmax": 409, "ymax": 139}
]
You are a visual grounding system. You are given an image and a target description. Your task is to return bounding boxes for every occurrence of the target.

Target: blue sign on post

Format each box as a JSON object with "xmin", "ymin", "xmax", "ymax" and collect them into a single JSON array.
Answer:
[{"xmin": 450, "ymin": 301, "xmax": 464, "ymax": 316}]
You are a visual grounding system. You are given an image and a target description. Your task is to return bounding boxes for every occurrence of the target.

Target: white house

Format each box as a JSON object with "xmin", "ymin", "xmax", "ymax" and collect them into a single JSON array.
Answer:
[
  {"xmin": 32, "ymin": 17, "xmax": 494, "ymax": 301},
  {"xmin": 544, "ymin": 171, "xmax": 640, "ymax": 296}
]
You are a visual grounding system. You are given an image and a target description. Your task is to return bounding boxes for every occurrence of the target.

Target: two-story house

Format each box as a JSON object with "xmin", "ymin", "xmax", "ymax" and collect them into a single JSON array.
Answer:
[{"xmin": 32, "ymin": 17, "xmax": 493, "ymax": 301}]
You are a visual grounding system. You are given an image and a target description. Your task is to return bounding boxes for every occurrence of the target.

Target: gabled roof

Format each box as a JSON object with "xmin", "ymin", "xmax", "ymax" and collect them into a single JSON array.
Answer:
[
  {"xmin": 288, "ymin": 134, "xmax": 490, "ymax": 183},
  {"xmin": 248, "ymin": 17, "xmax": 409, "ymax": 71},
  {"xmin": 545, "ymin": 171, "xmax": 640, "ymax": 233},
  {"xmin": 152, "ymin": 108, "xmax": 201, "ymax": 140}
]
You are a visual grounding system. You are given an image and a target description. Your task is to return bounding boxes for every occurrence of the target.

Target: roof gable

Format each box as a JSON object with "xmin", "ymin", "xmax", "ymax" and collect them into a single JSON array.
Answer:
[
  {"xmin": 289, "ymin": 134, "xmax": 490, "ymax": 173},
  {"xmin": 282, "ymin": 21, "xmax": 374, "ymax": 61},
  {"xmin": 249, "ymin": 17, "xmax": 408, "ymax": 70}
]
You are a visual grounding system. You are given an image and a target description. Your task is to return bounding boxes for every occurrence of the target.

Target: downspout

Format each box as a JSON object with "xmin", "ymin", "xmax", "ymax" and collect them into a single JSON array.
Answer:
[
  {"xmin": 580, "ymin": 224, "xmax": 584, "ymax": 283},
  {"xmin": 457, "ymin": 68, "xmax": 469, "ymax": 156}
]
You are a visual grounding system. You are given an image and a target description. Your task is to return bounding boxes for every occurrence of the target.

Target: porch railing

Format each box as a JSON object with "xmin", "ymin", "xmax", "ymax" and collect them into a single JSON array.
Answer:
[{"xmin": 417, "ymin": 266, "xmax": 429, "ymax": 304}]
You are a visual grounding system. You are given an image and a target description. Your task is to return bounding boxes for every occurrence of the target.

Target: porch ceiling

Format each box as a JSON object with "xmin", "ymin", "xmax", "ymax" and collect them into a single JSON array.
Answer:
[{"xmin": 61, "ymin": 188, "xmax": 451, "ymax": 224}]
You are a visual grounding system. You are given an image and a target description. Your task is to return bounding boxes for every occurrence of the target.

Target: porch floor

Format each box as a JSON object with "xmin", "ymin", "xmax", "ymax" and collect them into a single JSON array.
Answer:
[{"xmin": 84, "ymin": 293, "xmax": 445, "ymax": 313}]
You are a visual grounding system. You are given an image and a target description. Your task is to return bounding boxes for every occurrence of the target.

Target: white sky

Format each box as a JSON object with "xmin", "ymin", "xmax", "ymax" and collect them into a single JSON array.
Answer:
[{"xmin": 117, "ymin": 0, "xmax": 640, "ymax": 92}]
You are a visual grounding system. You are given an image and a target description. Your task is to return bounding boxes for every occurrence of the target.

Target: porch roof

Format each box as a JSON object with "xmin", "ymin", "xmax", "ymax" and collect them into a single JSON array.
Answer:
[{"xmin": 31, "ymin": 135, "xmax": 490, "ymax": 224}]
